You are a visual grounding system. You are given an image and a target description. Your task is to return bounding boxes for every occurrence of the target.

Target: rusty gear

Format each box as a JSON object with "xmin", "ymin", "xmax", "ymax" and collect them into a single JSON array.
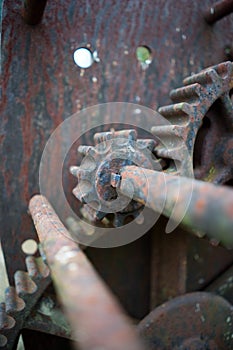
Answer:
[
  {"xmin": 152, "ymin": 61, "xmax": 233, "ymax": 183},
  {"xmin": 0, "ymin": 255, "xmax": 51, "ymax": 349},
  {"xmin": 70, "ymin": 129, "xmax": 161, "ymax": 227}
]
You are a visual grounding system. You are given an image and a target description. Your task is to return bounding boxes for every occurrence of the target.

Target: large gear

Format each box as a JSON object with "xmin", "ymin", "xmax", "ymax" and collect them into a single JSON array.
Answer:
[
  {"xmin": 152, "ymin": 61, "xmax": 233, "ymax": 183},
  {"xmin": 70, "ymin": 129, "xmax": 161, "ymax": 227}
]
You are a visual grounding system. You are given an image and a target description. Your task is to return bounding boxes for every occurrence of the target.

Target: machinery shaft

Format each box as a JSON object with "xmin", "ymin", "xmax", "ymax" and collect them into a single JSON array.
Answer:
[
  {"xmin": 114, "ymin": 166, "xmax": 233, "ymax": 248},
  {"xmin": 29, "ymin": 195, "xmax": 145, "ymax": 350}
]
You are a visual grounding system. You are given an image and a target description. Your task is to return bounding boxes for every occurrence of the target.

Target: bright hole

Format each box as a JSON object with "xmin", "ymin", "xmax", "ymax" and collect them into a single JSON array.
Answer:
[
  {"xmin": 73, "ymin": 47, "xmax": 94, "ymax": 69},
  {"xmin": 136, "ymin": 45, "xmax": 152, "ymax": 65},
  {"xmin": 21, "ymin": 239, "xmax": 38, "ymax": 255}
]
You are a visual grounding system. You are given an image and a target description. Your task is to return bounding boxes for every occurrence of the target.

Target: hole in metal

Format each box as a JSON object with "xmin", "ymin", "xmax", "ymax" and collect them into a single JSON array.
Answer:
[
  {"xmin": 21, "ymin": 239, "xmax": 38, "ymax": 255},
  {"xmin": 136, "ymin": 45, "xmax": 152, "ymax": 69},
  {"xmin": 73, "ymin": 47, "xmax": 94, "ymax": 69}
]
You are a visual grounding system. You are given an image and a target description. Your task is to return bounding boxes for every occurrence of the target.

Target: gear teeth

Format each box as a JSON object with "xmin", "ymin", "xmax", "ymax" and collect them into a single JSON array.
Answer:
[
  {"xmin": 72, "ymin": 129, "xmax": 157, "ymax": 227},
  {"xmin": 25, "ymin": 256, "xmax": 50, "ymax": 279},
  {"xmin": 114, "ymin": 129, "xmax": 137, "ymax": 142},
  {"xmin": 170, "ymin": 83, "xmax": 206, "ymax": 104},
  {"xmin": 137, "ymin": 139, "xmax": 157, "ymax": 151},
  {"xmin": 0, "ymin": 254, "xmax": 51, "ymax": 348},
  {"xmin": 183, "ymin": 66, "xmax": 221, "ymax": 86},
  {"xmin": 70, "ymin": 166, "xmax": 93, "ymax": 181},
  {"xmin": 14, "ymin": 271, "xmax": 37, "ymax": 297},
  {"xmin": 158, "ymin": 102, "xmax": 193, "ymax": 124},
  {"xmin": 0, "ymin": 303, "xmax": 15, "ymax": 330},
  {"xmin": 80, "ymin": 204, "xmax": 105, "ymax": 222},
  {"xmin": 94, "ymin": 131, "xmax": 113, "ymax": 145},
  {"xmin": 5, "ymin": 287, "xmax": 25, "ymax": 313},
  {"xmin": 73, "ymin": 186, "xmax": 96, "ymax": 204},
  {"xmin": 156, "ymin": 146, "xmax": 183, "ymax": 161},
  {"xmin": 78, "ymin": 145, "xmax": 96, "ymax": 156},
  {"xmin": 151, "ymin": 125, "xmax": 187, "ymax": 139}
]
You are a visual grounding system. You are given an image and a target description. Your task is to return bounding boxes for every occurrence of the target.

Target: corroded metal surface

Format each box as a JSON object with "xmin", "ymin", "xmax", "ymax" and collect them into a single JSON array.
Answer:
[
  {"xmin": 138, "ymin": 292, "xmax": 233, "ymax": 350},
  {"xmin": 205, "ymin": 264, "xmax": 233, "ymax": 304},
  {"xmin": 0, "ymin": 256, "xmax": 51, "ymax": 349},
  {"xmin": 116, "ymin": 165, "xmax": 233, "ymax": 247},
  {"xmin": 1, "ymin": 0, "xmax": 233, "ymax": 346},
  {"xmin": 1, "ymin": 0, "xmax": 233, "ymax": 286},
  {"xmin": 22, "ymin": 0, "xmax": 48, "ymax": 25},
  {"xmin": 205, "ymin": 0, "xmax": 233, "ymax": 24},
  {"xmin": 29, "ymin": 195, "xmax": 146, "ymax": 350},
  {"xmin": 71, "ymin": 129, "xmax": 159, "ymax": 226},
  {"xmin": 152, "ymin": 61, "xmax": 233, "ymax": 183}
]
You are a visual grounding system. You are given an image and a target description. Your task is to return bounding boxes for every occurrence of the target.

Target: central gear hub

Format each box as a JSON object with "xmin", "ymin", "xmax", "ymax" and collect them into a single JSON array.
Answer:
[{"xmin": 70, "ymin": 129, "xmax": 161, "ymax": 227}]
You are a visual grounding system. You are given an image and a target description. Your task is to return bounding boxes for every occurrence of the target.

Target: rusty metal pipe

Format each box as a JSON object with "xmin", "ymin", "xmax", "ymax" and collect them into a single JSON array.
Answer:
[
  {"xmin": 204, "ymin": 0, "xmax": 233, "ymax": 24},
  {"xmin": 22, "ymin": 0, "xmax": 48, "ymax": 25},
  {"xmin": 28, "ymin": 195, "xmax": 145, "ymax": 350},
  {"xmin": 116, "ymin": 166, "xmax": 233, "ymax": 248}
]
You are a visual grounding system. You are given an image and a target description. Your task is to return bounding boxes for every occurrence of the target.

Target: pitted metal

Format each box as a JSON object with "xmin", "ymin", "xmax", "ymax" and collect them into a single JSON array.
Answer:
[
  {"xmin": 70, "ymin": 129, "xmax": 161, "ymax": 227},
  {"xmin": 138, "ymin": 292, "xmax": 233, "ymax": 350},
  {"xmin": 152, "ymin": 61, "xmax": 233, "ymax": 184},
  {"xmin": 0, "ymin": 256, "xmax": 51, "ymax": 349}
]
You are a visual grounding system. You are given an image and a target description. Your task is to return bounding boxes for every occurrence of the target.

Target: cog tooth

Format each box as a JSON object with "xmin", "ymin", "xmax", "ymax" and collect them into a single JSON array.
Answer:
[
  {"xmin": 5, "ymin": 287, "xmax": 25, "ymax": 313},
  {"xmin": 151, "ymin": 125, "xmax": 187, "ymax": 139},
  {"xmin": 156, "ymin": 146, "xmax": 184, "ymax": 162},
  {"xmin": 80, "ymin": 205, "xmax": 105, "ymax": 223},
  {"xmin": 94, "ymin": 131, "xmax": 113, "ymax": 145},
  {"xmin": 78, "ymin": 145, "xmax": 96, "ymax": 156},
  {"xmin": 158, "ymin": 102, "xmax": 193, "ymax": 123},
  {"xmin": 213, "ymin": 61, "xmax": 233, "ymax": 79},
  {"xmin": 25, "ymin": 256, "xmax": 50, "ymax": 279},
  {"xmin": 137, "ymin": 139, "xmax": 158, "ymax": 151},
  {"xmin": 70, "ymin": 166, "xmax": 93, "ymax": 180},
  {"xmin": 73, "ymin": 186, "xmax": 96, "ymax": 204},
  {"xmin": 14, "ymin": 271, "xmax": 37, "ymax": 297},
  {"xmin": 113, "ymin": 129, "xmax": 137, "ymax": 142},
  {"xmin": 183, "ymin": 66, "xmax": 221, "ymax": 86},
  {"xmin": 0, "ymin": 303, "xmax": 16, "ymax": 330},
  {"xmin": 170, "ymin": 83, "xmax": 205, "ymax": 104}
]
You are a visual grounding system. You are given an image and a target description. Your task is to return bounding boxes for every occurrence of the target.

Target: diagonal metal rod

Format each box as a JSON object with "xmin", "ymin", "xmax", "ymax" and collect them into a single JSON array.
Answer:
[
  {"xmin": 29, "ymin": 195, "xmax": 145, "ymax": 350},
  {"xmin": 204, "ymin": 0, "xmax": 233, "ymax": 24},
  {"xmin": 113, "ymin": 166, "xmax": 233, "ymax": 248}
]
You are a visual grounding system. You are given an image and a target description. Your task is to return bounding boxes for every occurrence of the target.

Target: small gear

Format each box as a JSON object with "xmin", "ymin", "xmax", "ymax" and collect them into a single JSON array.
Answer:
[
  {"xmin": 70, "ymin": 129, "xmax": 161, "ymax": 227},
  {"xmin": 152, "ymin": 61, "xmax": 233, "ymax": 183}
]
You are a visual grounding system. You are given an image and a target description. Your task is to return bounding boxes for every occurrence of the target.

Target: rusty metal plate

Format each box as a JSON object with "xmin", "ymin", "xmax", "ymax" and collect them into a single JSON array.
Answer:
[
  {"xmin": 138, "ymin": 292, "xmax": 233, "ymax": 350},
  {"xmin": 1, "ymin": 0, "xmax": 233, "ymax": 323}
]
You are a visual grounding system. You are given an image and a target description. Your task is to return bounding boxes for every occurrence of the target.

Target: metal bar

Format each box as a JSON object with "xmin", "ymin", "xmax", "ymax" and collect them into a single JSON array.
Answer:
[
  {"xmin": 28, "ymin": 195, "xmax": 145, "ymax": 350},
  {"xmin": 204, "ymin": 0, "xmax": 233, "ymax": 24},
  {"xmin": 114, "ymin": 166, "xmax": 233, "ymax": 248},
  {"xmin": 22, "ymin": 0, "xmax": 48, "ymax": 25},
  {"xmin": 205, "ymin": 264, "xmax": 233, "ymax": 304}
]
